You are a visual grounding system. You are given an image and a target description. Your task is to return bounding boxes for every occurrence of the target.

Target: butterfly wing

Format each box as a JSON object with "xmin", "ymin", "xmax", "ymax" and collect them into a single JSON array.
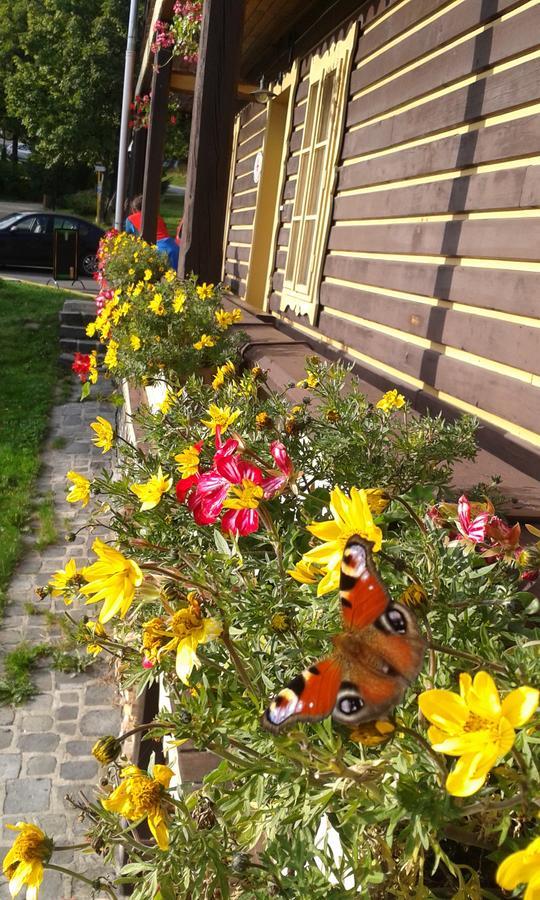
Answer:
[
  {"xmin": 340, "ymin": 535, "xmax": 391, "ymax": 629},
  {"xmin": 262, "ymin": 658, "xmax": 342, "ymax": 733}
]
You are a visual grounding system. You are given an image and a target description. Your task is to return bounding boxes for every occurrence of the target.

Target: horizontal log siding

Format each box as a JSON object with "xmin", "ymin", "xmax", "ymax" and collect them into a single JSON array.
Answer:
[
  {"xmin": 313, "ymin": 0, "xmax": 540, "ymax": 446},
  {"xmin": 224, "ymin": 103, "xmax": 266, "ymax": 298}
]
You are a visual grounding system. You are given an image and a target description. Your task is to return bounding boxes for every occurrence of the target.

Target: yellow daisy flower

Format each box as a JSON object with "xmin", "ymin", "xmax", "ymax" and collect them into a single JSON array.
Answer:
[
  {"xmin": 174, "ymin": 443, "xmax": 202, "ymax": 478},
  {"xmin": 497, "ymin": 836, "xmax": 540, "ymax": 900},
  {"xmin": 85, "ymin": 620, "xmax": 108, "ymax": 656},
  {"xmin": 130, "ymin": 334, "xmax": 141, "ymax": 351},
  {"xmin": 129, "ymin": 467, "xmax": 173, "ymax": 511},
  {"xmin": 66, "ymin": 470, "xmax": 91, "ymax": 507},
  {"xmin": 80, "ymin": 538, "xmax": 143, "ymax": 623},
  {"xmin": 419, "ymin": 671, "xmax": 539, "ymax": 797},
  {"xmin": 159, "ymin": 607, "xmax": 222, "ymax": 685},
  {"xmin": 88, "ymin": 350, "xmax": 98, "ymax": 385},
  {"xmin": 101, "ymin": 764, "xmax": 174, "ymax": 850},
  {"xmin": 196, "ymin": 282, "xmax": 214, "ymax": 299},
  {"xmin": 212, "ymin": 360, "xmax": 235, "ymax": 391},
  {"xmin": 104, "ymin": 339, "xmax": 119, "ymax": 370},
  {"xmin": 301, "ymin": 486, "xmax": 383, "ymax": 595},
  {"xmin": 365, "ymin": 488, "xmax": 391, "ymax": 515},
  {"xmin": 193, "ymin": 334, "xmax": 216, "ymax": 351},
  {"xmin": 286, "ymin": 559, "xmax": 321, "ymax": 585},
  {"xmin": 215, "ymin": 308, "xmax": 242, "ymax": 328},
  {"xmin": 376, "ymin": 389, "xmax": 406, "ymax": 413},
  {"xmin": 3, "ymin": 822, "xmax": 52, "ymax": 900},
  {"xmin": 201, "ymin": 404, "xmax": 241, "ymax": 436},
  {"xmin": 143, "ymin": 268, "xmax": 153, "ymax": 281},
  {"xmin": 172, "ymin": 289, "xmax": 186, "ymax": 313},
  {"xmin": 164, "ymin": 268, "xmax": 176, "ymax": 283},
  {"xmin": 350, "ymin": 720, "xmax": 395, "ymax": 747},
  {"xmin": 49, "ymin": 558, "xmax": 80, "ymax": 601},
  {"xmin": 90, "ymin": 416, "xmax": 114, "ymax": 453}
]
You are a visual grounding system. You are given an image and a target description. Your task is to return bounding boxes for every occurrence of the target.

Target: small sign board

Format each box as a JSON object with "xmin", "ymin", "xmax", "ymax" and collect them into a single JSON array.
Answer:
[
  {"xmin": 253, "ymin": 151, "xmax": 263, "ymax": 185},
  {"xmin": 53, "ymin": 228, "xmax": 79, "ymax": 281}
]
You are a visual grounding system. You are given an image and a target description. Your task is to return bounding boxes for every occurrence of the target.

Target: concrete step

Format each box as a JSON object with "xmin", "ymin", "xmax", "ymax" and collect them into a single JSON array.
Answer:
[{"xmin": 60, "ymin": 336, "xmax": 101, "ymax": 356}]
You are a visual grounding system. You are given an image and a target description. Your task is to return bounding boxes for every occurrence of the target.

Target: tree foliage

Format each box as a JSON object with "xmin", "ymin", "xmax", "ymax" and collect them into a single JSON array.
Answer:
[{"xmin": 5, "ymin": 0, "xmax": 127, "ymax": 169}]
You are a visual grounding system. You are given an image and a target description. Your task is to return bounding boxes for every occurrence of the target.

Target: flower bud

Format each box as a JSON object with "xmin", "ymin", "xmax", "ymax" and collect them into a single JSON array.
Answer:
[
  {"xmin": 92, "ymin": 735, "xmax": 122, "ymax": 765},
  {"xmin": 231, "ymin": 852, "xmax": 251, "ymax": 874},
  {"xmin": 177, "ymin": 709, "xmax": 192, "ymax": 724},
  {"xmin": 270, "ymin": 612, "xmax": 291, "ymax": 633}
]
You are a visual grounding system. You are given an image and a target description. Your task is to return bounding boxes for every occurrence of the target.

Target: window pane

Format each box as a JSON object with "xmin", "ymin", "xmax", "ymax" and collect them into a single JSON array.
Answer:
[
  {"xmin": 317, "ymin": 72, "xmax": 335, "ymax": 142},
  {"xmin": 296, "ymin": 218, "xmax": 316, "ymax": 286},
  {"xmin": 285, "ymin": 219, "xmax": 301, "ymax": 282},
  {"xmin": 11, "ymin": 216, "xmax": 36, "ymax": 232},
  {"xmin": 302, "ymin": 82, "xmax": 319, "ymax": 149},
  {"xmin": 306, "ymin": 147, "xmax": 325, "ymax": 216}
]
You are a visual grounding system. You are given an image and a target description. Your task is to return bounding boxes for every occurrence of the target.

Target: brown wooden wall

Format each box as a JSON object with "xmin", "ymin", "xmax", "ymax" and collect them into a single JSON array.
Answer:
[
  {"xmin": 223, "ymin": 102, "xmax": 267, "ymax": 297},
  {"xmin": 267, "ymin": 0, "xmax": 540, "ymax": 448}
]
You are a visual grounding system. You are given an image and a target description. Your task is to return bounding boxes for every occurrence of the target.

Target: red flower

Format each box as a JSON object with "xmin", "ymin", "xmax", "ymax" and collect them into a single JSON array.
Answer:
[
  {"xmin": 456, "ymin": 494, "xmax": 490, "ymax": 544},
  {"xmin": 485, "ymin": 517, "xmax": 521, "ymax": 551},
  {"xmin": 262, "ymin": 441, "xmax": 294, "ymax": 498},
  {"xmin": 72, "ymin": 352, "xmax": 91, "ymax": 383}
]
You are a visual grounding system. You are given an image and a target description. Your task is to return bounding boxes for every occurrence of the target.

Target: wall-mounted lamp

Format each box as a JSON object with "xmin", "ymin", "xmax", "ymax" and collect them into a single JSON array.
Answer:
[{"xmin": 250, "ymin": 76, "xmax": 277, "ymax": 104}]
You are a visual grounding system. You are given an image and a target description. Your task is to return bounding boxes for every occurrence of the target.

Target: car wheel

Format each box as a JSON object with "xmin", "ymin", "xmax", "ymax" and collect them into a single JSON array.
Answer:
[{"xmin": 81, "ymin": 254, "xmax": 98, "ymax": 275}]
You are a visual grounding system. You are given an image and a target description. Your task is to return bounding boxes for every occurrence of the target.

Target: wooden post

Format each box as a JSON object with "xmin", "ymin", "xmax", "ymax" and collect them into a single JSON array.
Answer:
[
  {"xmin": 179, "ymin": 0, "xmax": 246, "ymax": 282},
  {"xmin": 141, "ymin": 47, "xmax": 173, "ymax": 243},
  {"xmin": 128, "ymin": 127, "xmax": 148, "ymax": 203}
]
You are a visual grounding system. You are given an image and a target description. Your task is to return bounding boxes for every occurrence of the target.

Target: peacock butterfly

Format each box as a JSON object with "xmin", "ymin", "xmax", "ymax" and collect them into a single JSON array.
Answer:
[{"xmin": 262, "ymin": 535, "xmax": 425, "ymax": 732}]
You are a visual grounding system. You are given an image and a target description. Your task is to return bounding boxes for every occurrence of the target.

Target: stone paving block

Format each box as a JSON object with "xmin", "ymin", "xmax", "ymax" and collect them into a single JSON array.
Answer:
[
  {"xmin": 3, "ymin": 755, "xmax": 21, "ymax": 779},
  {"xmin": 22, "ymin": 714, "xmax": 54, "ymax": 732},
  {"xmin": 4, "ymin": 778, "xmax": 51, "ymax": 813},
  {"xmin": 57, "ymin": 721, "xmax": 77, "ymax": 734},
  {"xmin": 18, "ymin": 732, "xmax": 60, "ymax": 752},
  {"xmin": 26, "ymin": 755, "xmax": 57, "ymax": 776},
  {"xmin": 57, "ymin": 705, "xmax": 79, "ymax": 720},
  {"xmin": 60, "ymin": 760, "xmax": 99, "ymax": 781},
  {"xmin": 0, "ymin": 708, "xmax": 14, "ymax": 726},
  {"xmin": 84, "ymin": 682, "xmax": 113, "ymax": 706},
  {"xmin": 66, "ymin": 740, "xmax": 93, "ymax": 757},
  {"xmin": 80, "ymin": 709, "xmax": 121, "ymax": 736},
  {"xmin": 0, "ymin": 731, "xmax": 13, "ymax": 749},
  {"xmin": 60, "ymin": 692, "xmax": 79, "ymax": 703}
]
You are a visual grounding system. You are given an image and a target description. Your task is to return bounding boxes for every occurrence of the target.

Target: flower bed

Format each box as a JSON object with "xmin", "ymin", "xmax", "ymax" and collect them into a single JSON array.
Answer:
[{"xmin": 4, "ymin": 338, "xmax": 540, "ymax": 897}]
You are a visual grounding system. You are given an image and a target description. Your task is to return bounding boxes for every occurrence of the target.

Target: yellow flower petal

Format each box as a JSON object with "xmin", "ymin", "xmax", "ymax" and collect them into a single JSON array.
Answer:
[
  {"xmin": 418, "ymin": 690, "xmax": 469, "ymax": 729},
  {"xmin": 501, "ymin": 686, "xmax": 539, "ymax": 728},
  {"xmin": 445, "ymin": 750, "xmax": 494, "ymax": 797},
  {"xmin": 466, "ymin": 671, "xmax": 502, "ymax": 719}
]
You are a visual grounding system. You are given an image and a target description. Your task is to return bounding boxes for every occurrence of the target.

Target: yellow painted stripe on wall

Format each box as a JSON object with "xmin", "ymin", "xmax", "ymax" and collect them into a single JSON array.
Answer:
[
  {"xmin": 353, "ymin": 0, "xmax": 540, "ymax": 101},
  {"xmin": 338, "ymin": 155, "xmax": 540, "ymax": 196},
  {"xmin": 350, "ymin": 47, "xmax": 540, "ymax": 133},
  {"xmin": 362, "ymin": 0, "xmax": 412, "ymax": 36},
  {"xmin": 342, "ymin": 101, "xmax": 540, "ymax": 167},
  {"xmin": 230, "ymin": 205, "xmax": 256, "ymax": 214},
  {"xmin": 271, "ymin": 311, "xmax": 540, "ymax": 447},
  {"xmin": 323, "ymin": 305, "xmax": 539, "ymax": 385},
  {"xmin": 323, "ymin": 274, "xmax": 540, "ymax": 328},
  {"xmin": 227, "ymin": 241, "xmax": 252, "ymax": 248},
  {"xmin": 331, "ymin": 210, "xmax": 540, "ymax": 226},
  {"xmin": 328, "ymin": 248, "xmax": 540, "ymax": 272}
]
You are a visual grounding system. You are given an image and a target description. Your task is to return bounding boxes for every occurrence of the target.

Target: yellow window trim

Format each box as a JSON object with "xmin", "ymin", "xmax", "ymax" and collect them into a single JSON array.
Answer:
[{"xmin": 280, "ymin": 21, "xmax": 357, "ymax": 325}]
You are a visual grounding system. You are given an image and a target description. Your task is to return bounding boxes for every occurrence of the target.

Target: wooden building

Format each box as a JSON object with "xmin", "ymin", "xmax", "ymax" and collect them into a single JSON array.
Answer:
[{"xmin": 134, "ymin": 0, "xmax": 540, "ymax": 505}]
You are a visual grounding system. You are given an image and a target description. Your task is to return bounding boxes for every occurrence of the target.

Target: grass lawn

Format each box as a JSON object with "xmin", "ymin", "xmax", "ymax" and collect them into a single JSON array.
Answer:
[
  {"xmin": 160, "ymin": 190, "xmax": 184, "ymax": 237},
  {"xmin": 0, "ymin": 278, "xmax": 72, "ymax": 617}
]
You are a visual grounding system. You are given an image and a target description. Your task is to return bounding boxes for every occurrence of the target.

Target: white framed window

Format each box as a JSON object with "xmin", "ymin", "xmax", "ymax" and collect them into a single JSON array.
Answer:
[{"xmin": 281, "ymin": 23, "xmax": 357, "ymax": 322}]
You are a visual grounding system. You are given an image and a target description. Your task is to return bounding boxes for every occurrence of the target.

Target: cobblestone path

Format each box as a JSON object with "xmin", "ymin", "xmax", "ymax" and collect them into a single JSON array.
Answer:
[{"xmin": 0, "ymin": 380, "xmax": 121, "ymax": 899}]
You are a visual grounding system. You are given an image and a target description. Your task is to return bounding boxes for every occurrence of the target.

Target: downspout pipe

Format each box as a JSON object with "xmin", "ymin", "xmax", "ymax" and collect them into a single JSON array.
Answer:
[{"xmin": 114, "ymin": 0, "xmax": 139, "ymax": 231}]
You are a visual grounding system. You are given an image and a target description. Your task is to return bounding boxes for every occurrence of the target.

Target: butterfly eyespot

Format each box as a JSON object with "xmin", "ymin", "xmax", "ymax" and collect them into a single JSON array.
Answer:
[
  {"xmin": 338, "ymin": 695, "xmax": 364, "ymax": 716},
  {"xmin": 387, "ymin": 608, "xmax": 407, "ymax": 634}
]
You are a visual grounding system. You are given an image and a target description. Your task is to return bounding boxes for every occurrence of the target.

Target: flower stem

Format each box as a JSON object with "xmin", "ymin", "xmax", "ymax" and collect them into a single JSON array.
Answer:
[
  {"xmin": 53, "ymin": 843, "xmax": 92, "ymax": 851},
  {"xmin": 393, "ymin": 496, "xmax": 427, "ymax": 534},
  {"xmin": 221, "ymin": 628, "xmax": 260, "ymax": 702},
  {"xmin": 395, "ymin": 722, "xmax": 447, "ymax": 785},
  {"xmin": 45, "ymin": 863, "xmax": 118, "ymax": 899},
  {"xmin": 428, "ymin": 641, "xmax": 507, "ymax": 674}
]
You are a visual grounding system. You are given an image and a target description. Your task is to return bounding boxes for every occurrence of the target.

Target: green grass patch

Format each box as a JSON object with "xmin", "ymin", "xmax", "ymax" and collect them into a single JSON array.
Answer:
[
  {"xmin": 0, "ymin": 279, "xmax": 73, "ymax": 617},
  {"xmin": 0, "ymin": 640, "xmax": 92, "ymax": 705},
  {"xmin": 35, "ymin": 491, "xmax": 58, "ymax": 550},
  {"xmin": 160, "ymin": 191, "xmax": 184, "ymax": 238}
]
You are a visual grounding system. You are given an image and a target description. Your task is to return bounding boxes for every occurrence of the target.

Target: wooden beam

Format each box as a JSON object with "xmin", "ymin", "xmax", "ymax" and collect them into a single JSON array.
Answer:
[
  {"xmin": 170, "ymin": 70, "xmax": 257, "ymax": 96},
  {"xmin": 128, "ymin": 127, "xmax": 147, "ymax": 201},
  {"xmin": 141, "ymin": 47, "xmax": 173, "ymax": 243},
  {"xmin": 179, "ymin": 0, "xmax": 246, "ymax": 282}
]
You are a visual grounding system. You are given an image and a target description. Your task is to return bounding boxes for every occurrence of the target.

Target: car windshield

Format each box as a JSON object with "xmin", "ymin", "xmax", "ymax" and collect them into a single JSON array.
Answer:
[{"xmin": 0, "ymin": 214, "xmax": 25, "ymax": 229}]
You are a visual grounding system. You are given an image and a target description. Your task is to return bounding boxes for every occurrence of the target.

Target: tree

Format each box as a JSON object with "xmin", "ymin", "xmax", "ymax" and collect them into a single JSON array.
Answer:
[
  {"xmin": 0, "ymin": 0, "xmax": 29, "ymax": 160},
  {"xmin": 5, "ymin": 0, "xmax": 128, "ymax": 172}
]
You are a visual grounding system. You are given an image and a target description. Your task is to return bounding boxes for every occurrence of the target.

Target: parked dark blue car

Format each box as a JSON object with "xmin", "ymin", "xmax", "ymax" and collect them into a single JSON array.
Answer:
[{"xmin": 0, "ymin": 211, "xmax": 104, "ymax": 275}]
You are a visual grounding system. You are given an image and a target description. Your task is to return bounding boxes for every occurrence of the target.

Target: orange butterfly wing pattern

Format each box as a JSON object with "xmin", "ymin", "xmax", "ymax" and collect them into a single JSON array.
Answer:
[
  {"xmin": 262, "ymin": 658, "xmax": 342, "ymax": 733},
  {"xmin": 262, "ymin": 535, "xmax": 425, "ymax": 733}
]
